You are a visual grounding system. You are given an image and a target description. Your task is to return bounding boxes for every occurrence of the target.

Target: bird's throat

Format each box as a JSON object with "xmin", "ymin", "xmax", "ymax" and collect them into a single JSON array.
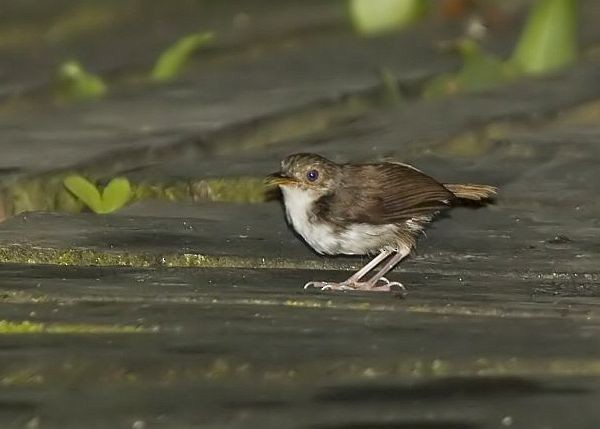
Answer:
[{"xmin": 280, "ymin": 186, "xmax": 319, "ymax": 226}]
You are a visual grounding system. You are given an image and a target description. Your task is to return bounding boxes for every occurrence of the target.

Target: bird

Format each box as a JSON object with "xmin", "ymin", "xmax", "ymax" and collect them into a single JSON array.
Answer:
[{"xmin": 265, "ymin": 153, "xmax": 497, "ymax": 292}]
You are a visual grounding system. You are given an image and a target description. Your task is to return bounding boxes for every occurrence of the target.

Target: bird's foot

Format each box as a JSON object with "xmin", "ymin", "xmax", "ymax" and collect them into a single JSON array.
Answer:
[
  {"xmin": 304, "ymin": 281, "xmax": 356, "ymax": 291},
  {"xmin": 378, "ymin": 277, "xmax": 406, "ymax": 293},
  {"xmin": 304, "ymin": 277, "xmax": 404, "ymax": 293}
]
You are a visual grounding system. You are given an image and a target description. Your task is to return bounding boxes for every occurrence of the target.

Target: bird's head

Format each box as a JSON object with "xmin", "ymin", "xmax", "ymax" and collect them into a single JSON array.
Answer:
[{"xmin": 265, "ymin": 153, "xmax": 340, "ymax": 194}]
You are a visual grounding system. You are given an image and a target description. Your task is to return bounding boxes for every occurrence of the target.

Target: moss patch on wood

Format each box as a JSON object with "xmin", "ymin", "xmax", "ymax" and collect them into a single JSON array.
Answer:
[
  {"xmin": 0, "ymin": 244, "xmax": 355, "ymax": 271},
  {"xmin": 0, "ymin": 320, "xmax": 149, "ymax": 334},
  {"xmin": 2, "ymin": 175, "xmax": 268, "ymax": 218},
  {"xmin": 0, "ymin": 356, "xmax": 599, "ymax": 387}
]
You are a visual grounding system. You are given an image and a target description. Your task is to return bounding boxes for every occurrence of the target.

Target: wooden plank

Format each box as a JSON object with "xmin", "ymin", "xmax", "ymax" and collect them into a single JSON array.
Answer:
[{"xmin": 0, "ymin": 264, "xmax": 597, "ymax": 427}]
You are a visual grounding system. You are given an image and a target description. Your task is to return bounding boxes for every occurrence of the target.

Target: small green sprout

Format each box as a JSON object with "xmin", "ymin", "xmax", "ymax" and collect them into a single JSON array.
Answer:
[
  {"xmin": 63, "ymin": 175, "xmax": 132, "ymax": 214},
  {"xmin": 151, "ymin": 32, "xmax": 215, "ymax": 82},
  {"xmin": 56, "ymin": 60, "xmax": 107, "ymax": 102}
]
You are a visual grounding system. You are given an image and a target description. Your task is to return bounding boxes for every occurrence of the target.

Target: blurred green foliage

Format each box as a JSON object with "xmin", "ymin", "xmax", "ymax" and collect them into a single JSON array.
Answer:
[
  {"xmin": 349, "ymin": 0, "xmax": 428, "ymax": 35},
  {"xmin": 511, "ymin": 0, "xmax": 578, "ymax": 74},
  {"xmin": 55, "ymin": 60, "xmax": 107, "ymax": 102},
  {"xmin": 424, "ymin": 39, "xmax": 517, "ymax": 98},
  {"xmin": 425, "ymin": 0, "xmax": 578, "ymax": 97},
  {"xmin": 151, "ymin": 32, "xmax": 215, "ymax": 82}
]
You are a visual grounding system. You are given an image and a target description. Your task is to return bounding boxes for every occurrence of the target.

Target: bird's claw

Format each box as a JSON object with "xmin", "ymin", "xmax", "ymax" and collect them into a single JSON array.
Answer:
[
  {"xmin": 385, "ymin": 282, "xmax": 406, "ymax": 293},
  {"xmin": 304, "ymin": 281, "xmax": 355, "ymax": 291},
  {"xmin": 378, "ymin": 277, "xmax": 404, "ymax": 289},
  {"xmin": 304, "ymin": 279, "xmax": 405, "ymax": 293}
]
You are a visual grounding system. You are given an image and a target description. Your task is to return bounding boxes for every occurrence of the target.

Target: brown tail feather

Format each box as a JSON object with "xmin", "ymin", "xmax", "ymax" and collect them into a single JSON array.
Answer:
[{"xmin": 444, "ymin": 184, "xmax": 497, "ymax": 201}]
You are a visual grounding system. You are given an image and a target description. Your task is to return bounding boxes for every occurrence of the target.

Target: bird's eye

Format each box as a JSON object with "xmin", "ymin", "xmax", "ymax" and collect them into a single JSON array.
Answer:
[{"xmin": 306, "ymin": 169, "xmax": 319, "ymax": 182}]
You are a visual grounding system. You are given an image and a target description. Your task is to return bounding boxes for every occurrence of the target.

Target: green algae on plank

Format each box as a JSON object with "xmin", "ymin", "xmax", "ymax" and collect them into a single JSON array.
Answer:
[
  {"xmin": 4, "ymin": 175, "xmax": 84, "ymax": 216},
  {"xmin": 0, "ymin": 291, "xmax": 594, "ymax": 322},
  {"xmin": 198, "ymin": 178, "xmax": 267, "ymax": 203},
  {"xmin": 0, "ymin": 244, "xmax": 357, "ymax": 271},
  {"xmin": 0, "ymin": 245, "xmax": 153, "ymax": 267},
  {"xmin": 138, "ymin": 177, "xmax": 267, "ymax": 204},
  {"xmin": 0, "ymin": 367, "xmax": 45, "ymax": 386},
  {"xmin": 0, "ymin": 245, "xmax": 597, "ymax": 293},
  {"xmin": 1, "ymin": 356, "xmax": 600, "ymax": 387},
  {"xmin": 0, "ymin": 320, "xmax": 149, "ymax": 334}
]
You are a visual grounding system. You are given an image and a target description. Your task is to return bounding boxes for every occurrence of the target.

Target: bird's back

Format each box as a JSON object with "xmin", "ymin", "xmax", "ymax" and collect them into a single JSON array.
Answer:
[{"xmin": 313, "ymin": 161, "xmax": 495, "ymax": 253}]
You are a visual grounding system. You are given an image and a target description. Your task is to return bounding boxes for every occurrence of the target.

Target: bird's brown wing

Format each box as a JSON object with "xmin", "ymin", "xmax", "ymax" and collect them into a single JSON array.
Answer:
[{"xmin": 315, "ymin": 163, "xmax": 453, "ymax": 226}]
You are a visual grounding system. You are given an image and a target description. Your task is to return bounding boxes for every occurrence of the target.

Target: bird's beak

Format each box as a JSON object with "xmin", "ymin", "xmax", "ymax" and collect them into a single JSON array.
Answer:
[{"xmin": 264, "ymin": 172, "xmax": 298, "ymax": 187}]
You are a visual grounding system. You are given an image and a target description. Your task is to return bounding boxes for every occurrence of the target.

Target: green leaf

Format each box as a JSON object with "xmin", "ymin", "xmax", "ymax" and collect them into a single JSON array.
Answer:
[
  {"xmin": 63, "ymin": 175, "xmax": 132, "ymax": 214},
  {"xmin": 63, "ymin": 175, "xmax": 103, "ymax": 213},
  {"xmin": 456, "ymin": 40, "xmax": 513, "ymax": 90},
  {"xmin": 510, "ymin": 0, "xmax": 578, "ymax": 75},
  {"xmin": 56, "ymin": 60, "xmax": 107, "ymax": 102},
  {"xmin": 101, "ymin": 177, "xmax": 132, "ymax": 214},
  {"xmin": 151, "ymin": 32, "xmax": 215, "ymax": 82},
  {"xmin": 349, "ymin": 0, "xmax": 428, "ymax": 36},
  {"xmin": 424, "ymin": 39, "xmax": 516, "ymax": 98}
]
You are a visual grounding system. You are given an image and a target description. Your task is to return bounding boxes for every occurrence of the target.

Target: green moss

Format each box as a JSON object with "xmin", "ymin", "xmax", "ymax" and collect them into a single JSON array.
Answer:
[
  {"xmin": 0, "ymin": 245, "xmax": 150, "ymax": 267},
  {"xmin": 387, "ymin": 357, "xmax": 600, "ymax": 378},
  {"xmin": 7, "ymin": 176, "xmax": 64, "ymax": 214},
  {"xmin": 0, "ymin": 320, "xmax": 148, "ymax": 334},
  {"xmin": 200, "ymin": 177, "xmax": 267, "ymax": 203},
  {"xmin": 2, "ymin": 356, "xmax": 598, "ymax": 388},
  {"xmin": 5, "ymin": 174, "xmax": 269, "ymax": 217},
  {"xmin": 0, "ymin": 368, "xmax": 45, "ymax": 386},
  {"xmin": 0, "ymin": 244, "xmax": 358, "ymax": 271},
  {"xmin": 136, "ymin": 177, "xmax": 268, "ymax": 204}
]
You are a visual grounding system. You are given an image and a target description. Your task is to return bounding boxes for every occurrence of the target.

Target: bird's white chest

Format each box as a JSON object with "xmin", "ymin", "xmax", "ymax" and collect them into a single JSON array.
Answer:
[
  {"xmin": 280, "ymin": 186, "xmax": 398, "ymax": 255},
  {"xmin": 280, "ymin": 186, "xmax": 338, "ymax": 254}
]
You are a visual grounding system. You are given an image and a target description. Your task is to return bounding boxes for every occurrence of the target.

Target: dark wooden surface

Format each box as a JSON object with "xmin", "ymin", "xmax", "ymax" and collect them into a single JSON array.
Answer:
[
  {"xmin": 0, "ymin": 1, "xmax": 599, "ymax": 428},
  {"xmin": 0, "ymin": 261, "xmax": 598, "ymax": 428}
]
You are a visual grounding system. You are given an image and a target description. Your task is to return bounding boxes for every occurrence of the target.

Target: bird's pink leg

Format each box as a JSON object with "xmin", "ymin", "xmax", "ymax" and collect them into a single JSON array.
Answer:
[
  {"xmin": 304, "ymin": 248, "xmax": 407, "ymax": 292},
  {"xmin": 361, "ymin": 248, "xmax": 409, "ymax": 291},
  {"xmin": 343, "ymin": 249, "xmax": 392, "ymax": 283}
]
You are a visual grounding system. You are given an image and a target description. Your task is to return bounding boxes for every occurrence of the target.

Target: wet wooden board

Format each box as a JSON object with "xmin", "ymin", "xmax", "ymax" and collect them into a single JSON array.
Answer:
[
  {"xmin": 0, "ymin": 9, "xmax": 458, "ymax": 179},
  {"xmin": 0, "ymin": 0, "xmax": 347, "ymax": 98},
  {"xmin": 125, "ymin": 57, "xmax": 600, "ymax": 184},
  {"xmin": 0, "ymin": 264, "xmax": 598, "ymax": 428}
]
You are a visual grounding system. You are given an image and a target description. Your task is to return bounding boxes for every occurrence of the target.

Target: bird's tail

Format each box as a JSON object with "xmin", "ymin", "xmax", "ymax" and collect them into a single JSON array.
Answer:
[{"xmin": 444, "ymin": 183, "xmax": 497, "ymax": 201}]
